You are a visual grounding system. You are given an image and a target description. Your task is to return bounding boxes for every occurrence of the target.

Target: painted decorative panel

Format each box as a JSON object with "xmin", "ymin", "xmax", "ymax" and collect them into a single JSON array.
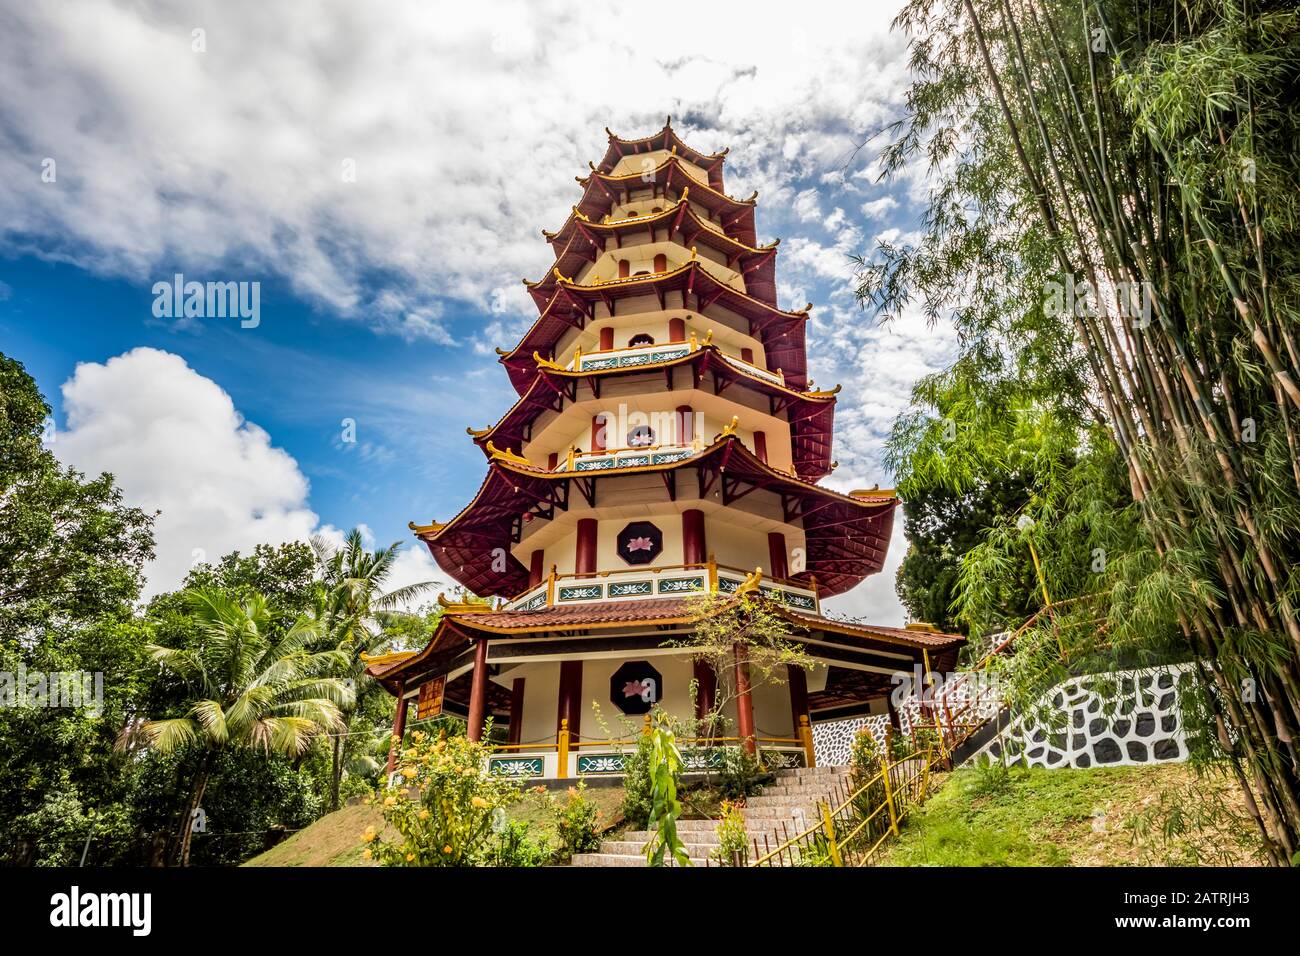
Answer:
[
  {"xmin": 658, "ymin": 575, "xmax": 705, "ymax": 594},
  {"xmin": 576, "ymin": 753, "xmax": 627, "ymax": 774},
  {"xmin": 488, "ymin": 756, "xmax": 545, "ymax": 777},
  {"xmin": 557, "ymin": 584, "xmax": 603, "ymax": 602},
  {"xmin": 608, "ymin": 579, "xmax": 654, "ymax": 597}
]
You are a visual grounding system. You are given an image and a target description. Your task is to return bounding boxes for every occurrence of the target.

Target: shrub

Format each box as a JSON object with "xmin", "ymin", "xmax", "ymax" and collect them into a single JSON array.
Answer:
[
  {"xmin": 619, "ymin": 733, "xmax": 654, "ymax": 829},
  {"xmin": 488, "ymin": 819, "xmax": 551, "ymax": 867},
  {"xmin": 364, "ymin": 730, "xmax": 518, "ymax": 867},
  {"xmin": 711, "ymin": 799, "xmax": 749, "ymax": 866},
  {"xmin": 717, "ymin": 746, "xmax": 770, "ymax": 799},
  {"xmin": 551, "ymin": 782, "xmax": 602, "ymax": 861}
]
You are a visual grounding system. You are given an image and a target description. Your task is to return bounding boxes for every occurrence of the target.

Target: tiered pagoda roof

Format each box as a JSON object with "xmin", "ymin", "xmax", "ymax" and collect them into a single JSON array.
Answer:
[
  {"xmin": 498, "ymin": 259, "xmax": 810, "ymax": 395},
  {"xmin": 593, "ymin": 118, "xmax": 729, "ymax": 184},
  {"xmin": 469, "ymin": 343, "xmax": 838, "ymax": 481},
  {"xmin": 529, "ymin": 198, "xmax": 777, "ymax": 308},
  {"xmin": 411, "ymin": 435, "xmax": 896, "ymax": 599}
]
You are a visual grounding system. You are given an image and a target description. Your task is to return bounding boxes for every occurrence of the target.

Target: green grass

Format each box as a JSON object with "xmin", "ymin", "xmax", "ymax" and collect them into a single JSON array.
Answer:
[
  {"xmin": 880, "ymin": 761, "xmax": 1263, "ymax": 867},
  {"xmin": 243, "ymin": 785, "xmax": 628, "ymax": 867}
]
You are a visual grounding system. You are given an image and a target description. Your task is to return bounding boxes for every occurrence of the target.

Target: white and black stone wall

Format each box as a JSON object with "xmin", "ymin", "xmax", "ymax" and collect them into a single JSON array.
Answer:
[
  {"xmin": 811, "ymin": 663, "xmax": 1191, "ymax": 770},
  {"xmin": 975, "ymin": 664, "xmax": 1191, "ymax": 769}
]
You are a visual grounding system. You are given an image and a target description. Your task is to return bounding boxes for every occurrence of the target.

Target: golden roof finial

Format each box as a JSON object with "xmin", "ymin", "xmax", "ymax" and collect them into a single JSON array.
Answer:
[
  {"xmin": 486, "ymin": 442, "xmax": 532, "ymax": 467},
  {"xmin": 720, "ymin": 415, "xmax": 740, "ymax": 438},
  {"xmin": 409, "ymin": 519, "xmax": 445, "ymax": 535},
  {"xmin": 436, "ymin": 592, "xmax": 494, "ymax": 615},
  {"xmin": 495, "ymin": 346, "xmax": 510, "ymax": 356},
  {"xmin": 532, "ymin": 350, "xmax": 563, "ymax": 371},
  {"xmin": 734, "ymin": 566, "xmax": 764, "ymax": 597},
  {"xmin": 466, "ymin": 425, "xmax": 492, "ymax": 438}
]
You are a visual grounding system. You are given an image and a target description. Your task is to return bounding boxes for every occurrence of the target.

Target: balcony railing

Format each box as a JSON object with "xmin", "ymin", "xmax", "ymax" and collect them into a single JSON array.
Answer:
[
  {"xmin": 502, "ymin": 559, "xmax": 819, "ymax": 614},
  {"xmin": 484, "ymin": 714, "xmax": 816, "ymax": 779},
  {"xmin": 564, "ymin": 335, "xmax": 782, "ymax": 386},
  {"xmin": 554, "ymin": 440, "xmax": 700, "ymax": 473}
]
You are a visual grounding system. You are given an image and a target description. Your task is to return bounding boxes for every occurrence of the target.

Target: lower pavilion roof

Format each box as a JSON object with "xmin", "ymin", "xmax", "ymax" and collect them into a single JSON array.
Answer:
[
  {"xmin": 470, "ymin": 343, "xmax": 838, "ymax": 481},
  {"xmin": 365, "ymin": 593, "xmax": 965, "ymax": 696},
  {"xmin": 412, "ymin": 434, "xmax": 896, "ymax": 599}
]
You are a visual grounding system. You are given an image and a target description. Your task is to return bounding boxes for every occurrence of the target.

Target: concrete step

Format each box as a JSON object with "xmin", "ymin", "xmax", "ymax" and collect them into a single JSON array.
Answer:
[
  {"xmin": 741, "ymin": 804, "xmax": 820, "ymax": 820},
  {"xmin": 598, "ymin": 840, "xmax": 722, "ymax": 857},
  {"xmin": 774, "ymin": 767, "xmax": 849, "ymax": 779},
  {"xmin": 623, "ymin": 829, "xmax": 721, "ymax": 845},
  {"xmin": 668, "ymin": 818, "xmax": 721, "ymax": 833},
  {"xmin": 754, "ymin": 783, "xmax": 849, "ymax": 798},
  {"xmin": 747, "ymin": 791, "xmax": 844, "ymax": 807},
  {"xmin": 570, "ymin": 853, "xmax": 713, "ymax": 867}
]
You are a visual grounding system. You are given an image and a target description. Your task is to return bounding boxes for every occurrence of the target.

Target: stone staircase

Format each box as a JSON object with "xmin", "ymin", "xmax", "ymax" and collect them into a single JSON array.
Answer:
[{"xmin": 570, "ymin": 766, "xmax": 853, "ymax": 867}]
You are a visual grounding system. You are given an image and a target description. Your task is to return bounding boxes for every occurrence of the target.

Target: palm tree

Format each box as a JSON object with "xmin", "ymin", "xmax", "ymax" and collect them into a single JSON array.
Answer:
[
  {"xmin": 310, "ymin": 529, "xmax": 435, "ymax": 809},
  {"xmin": 133, "ymin": 588, "xmax": 353, "ymax": 866}
]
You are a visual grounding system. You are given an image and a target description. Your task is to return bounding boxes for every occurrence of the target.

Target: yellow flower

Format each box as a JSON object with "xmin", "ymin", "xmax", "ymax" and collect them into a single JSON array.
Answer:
[
  {"xmin": 471, "ymin": 796, "xmax": 489, "ymax": 809},
  {"xmin": 405, "ymin": 852, "xmax": 415, "ymax": 862},
  {"xmin": 383, "ymin": 796, "xmax": 397, "ymax": 808},
  {"xmin": 362, "ymin": 827, "xmax": 376, "ymax": 843},
  {"xmin": 400, "ymin": 767, "xmax": 417, "ymax": 780},
  {"xmin": 418, "ymin": 809, "xmax": 430, "ymax": 820},
  {"xmin": 443, "ymin": 845, "xmax": 453, "ymax": 854},
  {"xmin": 362, "ymin": 848, "xmax": 372, "ymax": 860}
]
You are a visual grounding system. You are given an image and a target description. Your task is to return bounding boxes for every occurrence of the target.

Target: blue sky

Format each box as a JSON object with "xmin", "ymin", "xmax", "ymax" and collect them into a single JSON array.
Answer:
[{"xmin": 0, "ymin": 0, "xmax": 955, "ymax": 622}]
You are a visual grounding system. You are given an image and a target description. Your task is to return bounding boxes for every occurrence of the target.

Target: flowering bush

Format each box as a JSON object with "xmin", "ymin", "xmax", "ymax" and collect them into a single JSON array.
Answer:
[
  {"xmin": 711, "ymin": 799, "xmax": 749, "ymax": 866},
  {"xmin": 550, "ymin": 782, "xmax": 602, "ymax": 861},
  {"xmin": 363, "ymin": 730, "xmax": 519, "ymax": 867}
]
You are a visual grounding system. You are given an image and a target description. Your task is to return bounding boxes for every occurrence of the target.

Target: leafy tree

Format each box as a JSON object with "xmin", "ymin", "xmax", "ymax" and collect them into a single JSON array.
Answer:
[
  {"xmin": 309, "ymin": 529, "xmax": 433, "ymax": 809},
  {"xmin": 129, "ymin": 589, "xmax": 352, "ymax": 866},
  {"xmin": 0, "ymin": 353, "xmax": 156, "ymax": 856},
  {"xmin": 860, "ymin": 0, "xmax": 1300, "ymax": 863}
]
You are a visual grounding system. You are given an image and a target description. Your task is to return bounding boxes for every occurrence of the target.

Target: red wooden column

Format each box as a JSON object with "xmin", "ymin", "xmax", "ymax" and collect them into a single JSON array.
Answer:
[
  {"xmin": 590, "ymin": 415, "xmax": 607, "ymax": 452},
  {"xmin": 575, "ymin": 518, "xmax": 598, "ymax": 574},
  {"xmin": 787, "ymin": 665, "xmax": 810, "ymax": 735},
  {"xmin": 467, "ymin": 639, "xmax": 489, "ymax": 742},
  {"xmin": 734, "ymin": 644, "xmax": 756, "ymax": 753},
  {"xmin": 693, "ymin": 658, "xmax": 717, "ymax": 730},
  {"xmin": 669, "ymin": 317, "xmax": 686, "ymax": 342},
  {"xmin": 753, "ymin": 430, "xmax": 768, "ymax": 463},
  {"xmin": 599, "ymin": 326, "xmax": 615, "ymax": 351},
  {"xmin": 682, "ymin": 509, "xmax": 706, "ymax": 566},
  {"xmin": 507, "ymin": 678, "xmax": 526, "ymax": 746},
  {"xmin": 740, "ymin": 347, "xmax": 754, "ymax": 364},
  {"xmin": 556, "ymin": 660, "xmax": 584, "ymax": 747},
  {"xmin": 676, "ymin": 404, "xmax": 694, "ymax": 445},
  {"xmin": 386, "ymin": 680, "xmax": 409, "ymax": 774},
  {"xmin": 767, "ymin": 531, "xmax": 788, "ymax": 580},
  {"xmin": 528, "ymin": 549, "xmax": 545, "ymax": 587}
]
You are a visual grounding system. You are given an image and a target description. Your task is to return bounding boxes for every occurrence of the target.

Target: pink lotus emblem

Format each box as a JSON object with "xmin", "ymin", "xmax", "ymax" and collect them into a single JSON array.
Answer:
[{"xmin": 626, "ymin": 536, "xmax": 654, "ymax": 552}]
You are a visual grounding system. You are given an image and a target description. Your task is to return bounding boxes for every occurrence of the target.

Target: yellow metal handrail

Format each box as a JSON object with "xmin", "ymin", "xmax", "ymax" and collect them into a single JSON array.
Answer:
[{"xmin": 748, "ymin": 748, "xmax": 934, "ymax": 867}]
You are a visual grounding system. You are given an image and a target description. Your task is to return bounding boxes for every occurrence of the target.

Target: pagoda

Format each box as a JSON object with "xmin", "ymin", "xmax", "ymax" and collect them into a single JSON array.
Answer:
[{"xmin": 369, "ymin": 119, "xmax": 964, "ymax": 778}]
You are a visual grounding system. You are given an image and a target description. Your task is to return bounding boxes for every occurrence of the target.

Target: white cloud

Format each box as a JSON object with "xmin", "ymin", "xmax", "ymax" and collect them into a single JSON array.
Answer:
[
  {"xmin": 51, "ymin": 347, "xmax": 448, "ymax": 600},
  {"xmin": 0, "ymin": 0, "xmax": 912, "ymax": 339},
  {"xmin": 859, "ymin": 196, "xmax": 899, "ymax": 220}
]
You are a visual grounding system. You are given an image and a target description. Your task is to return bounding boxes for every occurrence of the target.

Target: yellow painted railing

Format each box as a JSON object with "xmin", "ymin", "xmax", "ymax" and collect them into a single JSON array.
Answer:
[{"xmin": 748, "ymin": 748, "xmax": 935, "ymax": 867}]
